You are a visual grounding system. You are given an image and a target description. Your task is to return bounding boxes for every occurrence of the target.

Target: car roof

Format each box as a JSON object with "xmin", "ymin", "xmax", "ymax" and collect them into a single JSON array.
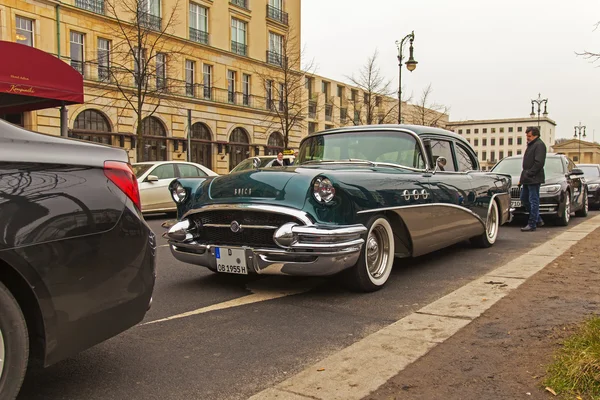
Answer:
[
  {"xmin": 303, "ymin": 124, "xmax": 470, "ymax": 147},
  {"xmin": 501, "ymin": 154, "xmax": 563, "ymax": 160},
  {"xmin": 133, "ymin": 161, "xmax": 202, "ymax": 165}
]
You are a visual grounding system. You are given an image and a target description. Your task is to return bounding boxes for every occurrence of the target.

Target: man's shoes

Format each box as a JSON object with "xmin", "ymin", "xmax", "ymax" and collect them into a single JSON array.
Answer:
[
  {"xmin": 521, "ymin": 225, "xmax": 537, "ymax": 232},
  {"xmin": 537, "ymin": 220, "xmax": 545, "ymax": 228}
]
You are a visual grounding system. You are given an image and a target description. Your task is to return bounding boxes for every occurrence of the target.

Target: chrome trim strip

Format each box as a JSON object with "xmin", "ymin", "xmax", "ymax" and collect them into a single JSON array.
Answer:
[
  {"xmin": 290, "ymin": 239, "xmax": 365, "ymax": 249},
  {"xmin": 182, "ymin": 203, "xmax": 313, "ymax": 225},
  {"xmin": 0, "ymin": 323, "xmax": 5, "ymax": 380},
  {"xmin": 292, "ymin": 224, "xmax": 367, "ymax": 236},
  {"xmin": 203, "ymin": 223, "xmax": 278, "ymax": 230}
]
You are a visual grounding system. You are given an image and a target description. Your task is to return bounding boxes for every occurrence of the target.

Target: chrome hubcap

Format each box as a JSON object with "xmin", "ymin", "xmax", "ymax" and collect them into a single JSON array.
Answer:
[
  {"xmin": 487, "ymin": 203, "xmax": 498, "ymax": 239},
  {"xmin": 366, "ymin": 224, "xmax": 390, "ymax": 279},
  {"xmin": 0, "ymin": 327, "xmax": 5, "ymax": 380}
]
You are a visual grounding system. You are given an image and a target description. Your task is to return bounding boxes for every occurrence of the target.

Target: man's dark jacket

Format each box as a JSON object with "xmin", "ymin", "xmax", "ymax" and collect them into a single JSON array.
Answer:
[{"xmin": 520, "ymin": 136, "xmax": 547, "ymax": 185}]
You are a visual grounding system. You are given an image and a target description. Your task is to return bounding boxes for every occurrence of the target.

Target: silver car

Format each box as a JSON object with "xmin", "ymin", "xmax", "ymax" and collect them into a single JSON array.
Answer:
[{"xmin": 133, "ymin": 161, "xmax": 217, "ymax": 213}]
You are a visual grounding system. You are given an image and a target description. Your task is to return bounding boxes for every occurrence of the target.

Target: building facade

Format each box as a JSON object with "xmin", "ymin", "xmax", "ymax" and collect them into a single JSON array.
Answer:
[
  {"xmin": 446, "ymin": 117, "xmax": 557, "ymax": 170},
  {"xmin": 0, "ymin": 0, "xmax": 301, "ymax": 174},
  {"xmin": 551, "ymin": 139, "xmax": 600, "ymax": 164}
]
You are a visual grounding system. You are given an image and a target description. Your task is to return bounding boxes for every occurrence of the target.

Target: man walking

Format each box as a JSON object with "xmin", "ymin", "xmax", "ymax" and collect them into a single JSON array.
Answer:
[{"xmin": 519, "ymin": 126, "xmax": 547, "ymax": 232}]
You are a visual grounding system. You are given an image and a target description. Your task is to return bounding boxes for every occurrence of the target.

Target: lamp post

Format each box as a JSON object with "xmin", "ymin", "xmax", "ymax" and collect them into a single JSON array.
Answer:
[
  {"xmin": 574, "ymin": 122, "xmax": 586, "ymax": 163},
  {"xmin": 395, "ymin": 31, "xmax": 418, "ymax": 124},
  {"xmin": 530, "ymin": 93, "xmax": 548, "ymax": 132}
]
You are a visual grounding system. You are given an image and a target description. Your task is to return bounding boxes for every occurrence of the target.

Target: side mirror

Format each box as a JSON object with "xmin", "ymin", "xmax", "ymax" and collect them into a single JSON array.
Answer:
[
  {"xmin": 570, "ymin": 168, "xmax": 584, "ymax": 176},
  {"xmin": 433, "ymin": 156, "xmax": 447, "ymax": 174},
  {"xmin": 146, "ymin": 175, "xmax": 159, "ymax": 182}
]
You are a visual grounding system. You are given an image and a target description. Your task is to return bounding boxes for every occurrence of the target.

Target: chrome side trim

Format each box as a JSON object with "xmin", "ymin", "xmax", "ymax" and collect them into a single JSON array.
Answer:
[
  {"xmin": 181, "ymin": 203, "xmax": 314, "ymax": 225},
  {"xmin": 357, "ymin": 202, "xmax": 486, "ymax": 227},
  {"xmin": 203, "ymin": 223, "xmax": 278, "ymax": 230}
]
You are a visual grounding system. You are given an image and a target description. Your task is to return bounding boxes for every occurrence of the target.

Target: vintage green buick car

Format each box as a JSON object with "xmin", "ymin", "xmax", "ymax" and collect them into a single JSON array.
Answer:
[{"xmin": 164, "ymin": 125, "xmax": 511, "ymax": 292}]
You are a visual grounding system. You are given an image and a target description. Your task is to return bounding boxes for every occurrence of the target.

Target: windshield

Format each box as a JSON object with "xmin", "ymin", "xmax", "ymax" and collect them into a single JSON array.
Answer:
[
  {"xmin": 579, "ymin": 165, "xmax": 600, "ymax": 179},
  {"xmin": 132, "ymin": 164, "xmax": 153, "ymax": 178},
  {"xmin": 230, "ymin": 157, "xmax": 291, "ymax": 173},
  {"xmin": 492, "ymin": 157, "xmax": 565, "ymax": 176},
  {"xmin": 298, "ymin": 130, "xmax": 426, "ymax": 169}
]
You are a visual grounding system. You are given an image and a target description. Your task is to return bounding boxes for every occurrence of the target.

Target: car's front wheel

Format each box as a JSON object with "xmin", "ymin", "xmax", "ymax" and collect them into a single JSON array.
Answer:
[
  {"xmin": 556, "ymin": 191, "xmax": 571, "ymax": 226},
  {"xmin": 471, "ymin": 199, "xmax": 499, "ymax": 248},
  {"xmin": 0, "ymin": 281, "xmax": 29, "ymax": 400},
  {"xmin": 344, "ymin": 215, "xmax": 395, "ymax": 292},
  {"xmin": 575, "ymin": 189, "xmax": 588, "ymax": 217}
]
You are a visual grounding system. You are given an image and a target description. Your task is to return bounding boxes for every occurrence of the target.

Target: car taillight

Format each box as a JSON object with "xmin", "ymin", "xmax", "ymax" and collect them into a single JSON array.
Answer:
[{"xmin": 104, "ymin": 161, "xmax": 142, "ymax": 211}]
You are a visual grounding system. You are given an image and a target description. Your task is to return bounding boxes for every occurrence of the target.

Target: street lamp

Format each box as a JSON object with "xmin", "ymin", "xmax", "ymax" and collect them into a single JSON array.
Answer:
[
  {"xmin": 574, "ymin": 122, "xmax": 586, "ymax": 163},
  {"xmin": 395, "ymin": 31, "xmax": 418, "ymax": 124},
  {"xmin": 530, "ymin": 93, "xmax": 548, "ymax": 132}
]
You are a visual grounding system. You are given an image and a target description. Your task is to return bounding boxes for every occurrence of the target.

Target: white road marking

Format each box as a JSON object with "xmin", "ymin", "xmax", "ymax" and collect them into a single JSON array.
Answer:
[
  {"xmin": 141, "ymin": 277, "xmax": 320, "ymax": 326},
  {"xmin": 250, "ymin": 215, "xmax": 600, "ymax": 400}
]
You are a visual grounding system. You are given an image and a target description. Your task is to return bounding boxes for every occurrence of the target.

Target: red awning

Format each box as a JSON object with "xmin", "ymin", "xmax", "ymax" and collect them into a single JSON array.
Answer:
[{"xmin": 0, "ymin": 41, "xmax": 84, "ymax": 114}]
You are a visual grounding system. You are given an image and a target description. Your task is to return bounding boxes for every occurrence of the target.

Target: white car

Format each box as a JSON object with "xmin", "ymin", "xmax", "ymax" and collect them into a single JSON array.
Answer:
[{"xmin": 133, "ymin": 161, "xmax": 217, "ymax": 213}]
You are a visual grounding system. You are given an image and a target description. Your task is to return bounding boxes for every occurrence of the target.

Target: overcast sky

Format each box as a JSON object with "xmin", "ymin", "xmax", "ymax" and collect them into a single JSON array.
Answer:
[{"xmin": 301, "ymin": 0, "xmax": 600, "ymax": 141}]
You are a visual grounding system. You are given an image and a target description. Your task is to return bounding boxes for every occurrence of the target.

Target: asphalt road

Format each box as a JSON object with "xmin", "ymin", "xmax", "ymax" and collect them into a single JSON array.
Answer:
[{"xmin": 17, "ymin": 210, "xmax": 599, "ymax": 400}]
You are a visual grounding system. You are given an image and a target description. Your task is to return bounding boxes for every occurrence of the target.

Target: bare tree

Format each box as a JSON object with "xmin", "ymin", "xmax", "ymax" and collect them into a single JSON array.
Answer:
[
  {"xmin": 345, "ymin": 50, "xmax": 396, "ymax": 125},
  {"xmin": 576, "ymin": 21, "xmax": 600, "ymax": 63},
  {"xmin": 91, "ymin": 0, "xmax": 183, "ymax": 162},
  {"xmin": 409, "ymin": 84, "xmax": 450, "ymax": 127},
  {"xmin": 254, "ymin": 29, "xmax": 316, "ymax": 149}
]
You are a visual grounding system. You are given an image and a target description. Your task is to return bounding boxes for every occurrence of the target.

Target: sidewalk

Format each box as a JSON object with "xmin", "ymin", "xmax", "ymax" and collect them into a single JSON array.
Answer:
[{"xmin": 364, "ymin": 223, "xmax": 600, "ymax": 400}]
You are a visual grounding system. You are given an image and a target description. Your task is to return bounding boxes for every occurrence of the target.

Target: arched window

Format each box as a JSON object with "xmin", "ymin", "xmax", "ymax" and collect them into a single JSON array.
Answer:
[
  {"xmin": 266, "ymin": 131, "xmax": 284, "ymax": 155},
  {"xmin": 190, "ymin": 122, "xmax": 212, "ymax": 169},
  {"xmin": 141, "ymin": 116, "xmax": 167, "ymax": 161},
  {"xmin": 72, "ymin": 109, "xmax": 112, "ymax": 144},
  {"xmin": 229, "ymin": 127, "xmax": 250, "ymax": 171}
]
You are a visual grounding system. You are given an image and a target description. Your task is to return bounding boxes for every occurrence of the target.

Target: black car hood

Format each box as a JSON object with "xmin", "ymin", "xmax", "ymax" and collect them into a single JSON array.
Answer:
[{"xmin": 585, "ymin": 177, "xmax": 600, "ymax": 185}]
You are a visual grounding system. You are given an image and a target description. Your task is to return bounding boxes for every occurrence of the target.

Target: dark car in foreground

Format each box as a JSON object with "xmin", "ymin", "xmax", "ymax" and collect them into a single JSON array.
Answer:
[
  {"xmin": 492, "ymin": 154, "xmax": 588, "ymax": 226},
  {"xmin": 164, "ymin": 125, "xmax": 510, "ymax": 292},
  {"xmin": 577, "ymin": 163, "xmax": 600, "ymax": 209},
  {"xmin": 0, "ymin": 121, "xmax": 156, "ymax": 399}
]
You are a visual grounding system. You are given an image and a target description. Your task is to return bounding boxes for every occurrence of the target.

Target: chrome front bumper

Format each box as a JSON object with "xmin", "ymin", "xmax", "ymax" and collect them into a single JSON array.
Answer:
[{"xmin": 165, "ymin": 215, "xmax": 367, "ymax": 276}]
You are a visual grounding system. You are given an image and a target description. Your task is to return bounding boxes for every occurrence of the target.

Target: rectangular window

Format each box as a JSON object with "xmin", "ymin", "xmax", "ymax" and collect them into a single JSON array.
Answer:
[
  {"xmin": 375, "ymin": 96, "xmax": 382, "ymax": 106},
  {"xmin": 499, "ymin": 127, "xmax": 504, "ymax": 133},
  {"xmin": 354, "ymin": 110, "xmax": 360, "ymax": 124},
  {"xmin": 491, "ymin": 138, "xmax": 496, "ymax": 146},
  {"xmin": 491, "ymin": 151, "xmax": 496, "ymax": 161},
  {"xmin": 337, "ymin": 85, "xmax": 344, "ymax": 98},
  {"xmin": 474, "ymin": 128, "xmax": 479, "ymax": 134},
  {"xmin": 499, "ymin": 138, "xmax": 504, "ymax": 146},
  {"xmin": 305, "ymin": 77, "xmax": 313, "ymax": 98},
  {"xmin": 278, "ymin": 82, "xmax": 284, "ymax": 111},
  {"xmin": 482, "ymin": 151, "xmax": 487, "ymax": 161},
  {"xmin": 70, "ymin": 31, "xmax": 85, "ymax": 75},
  {"xmin": 268, "ymin": 32, "xmax": 283, "ymax": 64},
  {"xmin": 508, "ymin": 150, "xmax": 513, "ymax": 157},
  {"xmin": 482, "ymin": 128, "xmax": 487, "ymax": 133},
  {"xmin": 203, "ymin": 64, "xmax": 212, "ymax": 99},
  {"xmin": 242, "ymin": 73, "xmax": 250, "ymax": 106},
  {"xmin": 458, "ymin": 129, "xmax": 463, "ymax": 134},
  {"xmin": 265, "ymin": 80, "xmax": 273, "ymax": 110},
  {"xmin": 139, "ymin": 0, "xmax": 161, "ymax": 30},
  {"xmin": 133, "ymin": 47, "xmax": 147, "ymax": 86},
  {"xmin": 185, "ymin": 60, "xmax": 195, "ymax": 96},
  {"xmin": 508, "ymin": 137, "xmax": 513, "ymax": 145},
  {"xmin": 231, "ymin": 18, "xmax": 247, "ymax": 55},
  {"xmin": 16, "ymin": 16, "xmax": 34, "ymax": 47},
  {"xmin": 499, "ymin": 151, "xmax": 504, "ymax": 159},
  {"xmin": 308, "ymin": 122, "xmax": 317, "ymax": 134},
  {"xmin": 97, "ymin": 38, "xmax": 111, "ymax": 81},
  {"xmin": 155, "ymin": 53, "xmax": 167, "ymax": 90},
  {"xmin": 474, "ymin": 138, "xmax": 479, "ymax": 146},
  {"xmin": 517, "ymin": 137, "xmax": 523, "ymax": 145},
  {"xmin": 517, "ymin": 149, "xmax": 522, "ymax": 155},
  {"xmin": 491, "ymin": 128, "xmax": 496, "ymax": 133},
  {"xmin": 189, "ymin": 3, "xmax": 208, "ymax": 44},
  {"xmin": 482, "ymin": 138, "xmax": 487, "ymax": 146},
  {"xmin": 466, "ymin": 129, "xmax": 471, "ymax": 134},
  {"xmin": 351, "ymin": 89, "xmax": 358, "ymax": 101},
  {"xmin": 517, "ymin": 126, "xmax": 523, "ymax": 132},
  {"xmin": 363, "ymin": 92, "xmax": 369, "ymax": 104},
  {"xmin": 508, "ymin": 127, "xmax": 513, "ymax": 133},
  {"xmin": 227, "ymin": 70, "xmax": 236, "ymax": 103}
]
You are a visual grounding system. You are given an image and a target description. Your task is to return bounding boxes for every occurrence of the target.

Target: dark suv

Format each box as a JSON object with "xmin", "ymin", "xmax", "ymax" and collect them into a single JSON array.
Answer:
[{"xmin": 491, "ymin": 154, "xmax": 588, "ymax": 225}]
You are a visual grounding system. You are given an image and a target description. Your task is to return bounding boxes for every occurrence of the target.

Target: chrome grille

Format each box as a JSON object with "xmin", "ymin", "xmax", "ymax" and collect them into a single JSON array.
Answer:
[
  {"xmin": 190, "ymin": 210, "xmax": 303, "ymax": 248},
  {"xmin": 510, "ymin": 187, "xmax": 521, "ymax": 199}
]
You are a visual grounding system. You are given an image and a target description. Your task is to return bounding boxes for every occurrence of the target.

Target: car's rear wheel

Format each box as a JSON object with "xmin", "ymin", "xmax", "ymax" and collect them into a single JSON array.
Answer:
[
  {"xmin": 0, "ymin": 281, "xmax": 29, "ymax": 400},
  {"xmin": 556, "ymin": 192, "xmax": 571, "ymax": 226},
  {"xmin": 343, "ymin": 216, "xmax": 395, "ymax": 292},
  {"xmin": 575, "ymin": 189, "xmax": 588, "ymax": 217},
  {"xmin": 471, "ymin": 199, "xmax": 499, "ymax": 248}
]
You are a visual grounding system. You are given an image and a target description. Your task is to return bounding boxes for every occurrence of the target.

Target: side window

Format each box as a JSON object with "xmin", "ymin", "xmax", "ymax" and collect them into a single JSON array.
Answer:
[
  {"xmin": 567, "ymin": 159, "xmax": 576, "ymax": 172},
  {"xmin": 178, "ymin": 164, "xmax": 207, "ymax": 178},
  {"xmin": 427, "ymin": 139, "xmax": 456, "ymax": 172},
  {"xmin": 455, "ymin": 144, "xmax": 476, "ymax": 172},
  {"xmin": 150, "ymin": 164, "xmax": 176, "ymax": 180}
]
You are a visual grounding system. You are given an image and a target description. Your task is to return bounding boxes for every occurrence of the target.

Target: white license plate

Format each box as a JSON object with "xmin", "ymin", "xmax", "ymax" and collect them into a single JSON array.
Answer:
[
  {"xmin": 511, "ymin": 200, "xmax": 521, "ymax": 208},
  {"xmin": 215, "ymin": 247, "xmax": 248, "ymax": 275}
]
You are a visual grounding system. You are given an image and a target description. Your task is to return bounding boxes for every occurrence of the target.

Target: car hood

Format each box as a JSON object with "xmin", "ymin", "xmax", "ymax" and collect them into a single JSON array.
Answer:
[
  {"xmin": 585, "ymin": 177, "xmax": 600, "ymax": 185},
  {"xmin": 508, "ymin": 173, "xmax": 565, "ymax": 187}
]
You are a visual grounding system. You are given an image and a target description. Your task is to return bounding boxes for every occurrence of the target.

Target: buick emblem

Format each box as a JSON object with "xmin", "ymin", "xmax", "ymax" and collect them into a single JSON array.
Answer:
[
  {"xmin": 234, "ymin": 188, "xmax": 252, "ymax": 196},
  {"xmin": 230, "ymin": 220, "xmax": 242, "ymax": 233}
]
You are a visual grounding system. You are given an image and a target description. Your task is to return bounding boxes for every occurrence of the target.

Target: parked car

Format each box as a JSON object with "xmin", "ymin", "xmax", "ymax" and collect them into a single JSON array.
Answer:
[
  {"xmin": 491, "ymin": 154, "xmax": 588, "ymax": 225},
  {"xmin": 133, "ymin": 161, "xmax": 217, "ymax": 214},
  {"xmin": 163, "ymin": 125, "xmax": 510, "ymax": 292},
  {"xmin": 230, "ymin": 155, "xmax": 295, "ymax": 173},
  {"xmin": 577, "ymin": 163, "xmax": 600, "ymax": 209},
  {"xmin": 0, "ymin": 120, "xmax": 155, "ymax": 400}
]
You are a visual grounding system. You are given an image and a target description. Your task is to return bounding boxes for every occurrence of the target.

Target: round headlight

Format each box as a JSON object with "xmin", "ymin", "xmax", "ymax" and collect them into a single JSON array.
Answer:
[
  {"xmin": 171, "ymin": 182, "xmax": 187, "ymax": 203},
  {"xmin": 313, "ymin": 177, "xmax": 336, "ymax": 203}
]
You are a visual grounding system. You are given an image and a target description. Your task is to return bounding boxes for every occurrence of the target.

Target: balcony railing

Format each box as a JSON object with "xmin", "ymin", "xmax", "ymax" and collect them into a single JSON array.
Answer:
[
  {"xmin": 189, "ymin": 28, "xmax": 209, "ymax": 45},
  {"xmin": 138, "ymin": 12, "xmax": 162, "ymax": 31},
  {"xmin": 231, "ymin": 41, "xmax": 247, "ymax": 56},
  {"xmin": 308, "ymin": 101, "xmax": 316, "ymax": 119},
  {"xmin": 266, "ymin": 51, "xmax": 284, "ymax": 66},
  {"xmin": 230, "ymin": 0, "xmax": 248, "ymax": 9},
  {"xmin": 325, "ymin": 104, "xmax": 332, "ymax": 121},
  {"xmin": 75, "ymin": 0, "xmax": 105, "ymax": 14},
  {"xmin": 266, "ymin": 5, "xmax": 288, "ymax": 25}
]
